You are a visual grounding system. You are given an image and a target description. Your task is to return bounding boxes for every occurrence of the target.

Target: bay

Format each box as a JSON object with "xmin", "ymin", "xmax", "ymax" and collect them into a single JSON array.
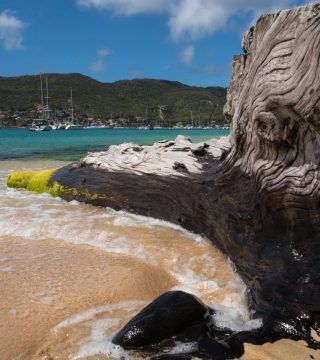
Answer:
[{"xmin": 0, "ymin": 128, "xmax": 229, "ymax": 160}]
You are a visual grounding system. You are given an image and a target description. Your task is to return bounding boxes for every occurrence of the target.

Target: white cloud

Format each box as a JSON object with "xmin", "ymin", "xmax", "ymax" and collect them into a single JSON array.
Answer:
[
  {"xmin": 180, "ymin": 45, "xmax": 195, "ymax": 66},
  {"xmin": 169, "ymin": 0, "xmax": 228, "ymax": 40},
  {"xmin": 0, "ymin": 10, "xmax": 27, "ymax": 50},
  {"xmin": 90, "ymin": 47, "xmax": 112, "ymax": 72},
  {"xmin": 77, "ymin": 0, "xmax": 299, "ymax": 40},
  {"xmin": 169, "ymin": 0, "xmax": 296, "ymax": 40},
  {"xmin": 97, "ymin": 47, "xmax": 111, "ymax": 57},
  {"xmin": 76, "ymin": 0, "xmax": 170, "ymax": 15},
  {"xmin": 90, "ymin": 59, "xmax": 105, "ymax": 72}
]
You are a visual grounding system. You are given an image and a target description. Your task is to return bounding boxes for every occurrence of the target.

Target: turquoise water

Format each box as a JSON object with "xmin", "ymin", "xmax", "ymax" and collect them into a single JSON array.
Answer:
[{"xmin": 0, "ymin": 128, "xmax": 230, "ymax": 161}]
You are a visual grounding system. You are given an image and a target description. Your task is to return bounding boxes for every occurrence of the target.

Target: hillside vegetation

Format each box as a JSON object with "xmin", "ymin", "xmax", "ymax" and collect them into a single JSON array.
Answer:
[{"xmin": 0, "ymin": 73, "xmax": 227, "ymax": 126}]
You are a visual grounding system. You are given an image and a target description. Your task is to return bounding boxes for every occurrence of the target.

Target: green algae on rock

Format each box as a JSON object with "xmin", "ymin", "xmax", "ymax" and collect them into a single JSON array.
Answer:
[
  {"xmin": 6, "ymin": 168, "xmax": 105, "ymax": 201},
  {"xmin": 7, "ymin": 168, "xmax": 61, "ymax": 196}
]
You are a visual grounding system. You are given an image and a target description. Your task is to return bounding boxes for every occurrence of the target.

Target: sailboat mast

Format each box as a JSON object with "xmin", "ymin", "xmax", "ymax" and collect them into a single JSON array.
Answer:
[
  {"xmin": 190, "ymin": 110, "xmax": 194, "ymax": 127},
  {"xmin": 70, "ymin": 89, "xmax": 74, "ymax": 123},
  {"xmin": 45, "ymin": 74, "xmax": 49, "ymax": 121},
  {"xmin": 40, "ymin": 74, "xmax": 44, "ymax": 118}
]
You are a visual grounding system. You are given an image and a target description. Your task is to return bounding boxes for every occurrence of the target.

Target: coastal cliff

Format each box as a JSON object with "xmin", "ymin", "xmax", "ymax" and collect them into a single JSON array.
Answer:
[{"xmin": 7, "ymin": 3, "xmax": 320, "ymax": 358}]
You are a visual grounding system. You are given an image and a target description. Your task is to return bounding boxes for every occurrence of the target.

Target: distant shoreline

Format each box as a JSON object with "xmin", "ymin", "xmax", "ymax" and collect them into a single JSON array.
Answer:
[
  {"xmin": 0, "ymin": 126, "xmax": 230, "ymax": 130},
  {"xmin": 0, "ymin": 127, "xmax": 230, "ymax": 162}
]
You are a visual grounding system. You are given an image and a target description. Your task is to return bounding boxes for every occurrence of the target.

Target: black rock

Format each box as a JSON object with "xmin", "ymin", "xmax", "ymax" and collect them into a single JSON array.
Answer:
[
  {"xmin": 151, "ymin": 354, "xmax": 194, "ymax": 360},
  {"xmin": 112, "ymin": 291, "xmax": 208, "ymax": 348},
  {"xmin": 311, "ymin": 312, "xmax": 320, "ymax": 336},
  {"xmin": 198, "ymin": 335, "xmax": 231, "ymax": 359}
]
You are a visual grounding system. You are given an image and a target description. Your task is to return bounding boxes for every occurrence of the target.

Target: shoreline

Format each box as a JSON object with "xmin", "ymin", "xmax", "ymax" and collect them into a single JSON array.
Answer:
[
  {"xmin": 2, "ymin": 235, "xmax": 318, "ymax": 360},
  {"xmin": 0, "ymin": 158, "xmax": 248, "ymax": 359},
  {"xmin": 1, "ymin": 158, "xmax": 320, "ymax": 359}
]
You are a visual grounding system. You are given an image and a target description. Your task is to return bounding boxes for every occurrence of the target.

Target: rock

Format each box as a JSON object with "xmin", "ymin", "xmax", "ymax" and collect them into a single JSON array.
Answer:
[
  {"xmin": 151, "ymin": 354, "xmax": 194, "ymax": 360},
  {"xmin": 197, "ymin": 331, "xmax": 270, "ymax": 359},
  {"xmin": 198, "ymin": 335, "xmax": 230, "ymax": 360},
  {"xmin": 311, "ymin": 312, "xmax": 320, "ymax": 336},
  {"xmin": 112, "ymin": 291, "xmax": 208, "ymax": 348}
]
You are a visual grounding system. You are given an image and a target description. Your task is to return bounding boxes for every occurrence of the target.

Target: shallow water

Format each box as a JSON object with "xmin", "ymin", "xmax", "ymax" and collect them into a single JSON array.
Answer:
[
  {"xmin": 0, "ymin": 159, "xmax": 255, "ymax": 359},
  {"xmin": 0, "ymin": 128, "xmax": 230, "ymax": 160}
]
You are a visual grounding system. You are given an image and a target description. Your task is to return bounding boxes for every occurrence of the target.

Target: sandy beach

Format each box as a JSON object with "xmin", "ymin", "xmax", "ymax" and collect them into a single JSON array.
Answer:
[
  {"xmin": 3, "ymin": 235, "xmax": 318, "ymax": 360},
  {"xmin": 0, "ymin": 236, "xmax": 178, "ymax": 359},
  {"xmin": 0, "ymin": 160, "xmax": 249, "ymax": 359}
]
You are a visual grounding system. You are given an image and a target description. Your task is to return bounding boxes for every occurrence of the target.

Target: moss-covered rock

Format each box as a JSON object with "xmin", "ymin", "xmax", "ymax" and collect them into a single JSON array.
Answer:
[
  {"xmin": 7, "ymin": 168, "xmax": 101, "ymax": 201},
  {"xmin": 7, "ymin": 168, "xmax": 62, "ymax": 196}
]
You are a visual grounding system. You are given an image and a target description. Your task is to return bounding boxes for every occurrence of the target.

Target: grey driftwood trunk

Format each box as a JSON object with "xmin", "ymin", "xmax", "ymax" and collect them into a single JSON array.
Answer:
[{"xmin": 49, "ymin": 3, "xmax": 320, "ymax": 340}]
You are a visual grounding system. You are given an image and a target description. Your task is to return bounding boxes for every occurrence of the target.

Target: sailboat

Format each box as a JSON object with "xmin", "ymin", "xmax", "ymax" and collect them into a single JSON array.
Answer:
[
  {"xmin": 29, "ymin": 74, "xmax": 52, "ymax": 131},
  {"xmin": 65, "ymin": 89, "xmax": 83, "ymax": 130}
]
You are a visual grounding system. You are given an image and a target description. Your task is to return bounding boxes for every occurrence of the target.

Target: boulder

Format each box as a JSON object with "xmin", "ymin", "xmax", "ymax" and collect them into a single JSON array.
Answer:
[{"xmin": 112, "ymin": 291, "xmax": 209, "ymax": 348}]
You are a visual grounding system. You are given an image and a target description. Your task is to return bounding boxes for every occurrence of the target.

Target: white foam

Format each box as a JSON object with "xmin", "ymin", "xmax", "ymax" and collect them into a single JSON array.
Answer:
[
  {"xmin": 210, "ymin": 303, "xmax": 263, "ymax": 332},
  {"xmin": 52, "ymin": 301, "xmax": 147, "ymax": 360},
  {"xmin": 0, "ymin": 185, "xmax": 235, "ymax": 301},
  {"xmin": 53, "ymin": 301, "xmax": 199, "ymax": 360},
  {"xmin": 0, "ymin": 184, "xmax": 250, "ymax": 321},
  {"xmin": 1, "ymin": 181, "xmax": 203, "ymax": 250},
  {"xmin": 168, "ymin": 341, "xmax": 198, "ymax": 354},
  {"xmin": 72, "ymin": 319, "xmax": 129, "ymax": 360},
  {"xmin": 109, "ymin": 208, "xmax": 205, "ymax": 244},
  {"xmin": 52, "ymin": 301, "xmax": 146, "ymax": 333}
]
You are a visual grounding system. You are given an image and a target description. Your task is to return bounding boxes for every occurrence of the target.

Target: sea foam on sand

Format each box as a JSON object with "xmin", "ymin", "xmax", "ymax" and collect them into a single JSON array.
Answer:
[{"xmin": 0, "ymin": 160, "xmax": 262, "ymax": 358}]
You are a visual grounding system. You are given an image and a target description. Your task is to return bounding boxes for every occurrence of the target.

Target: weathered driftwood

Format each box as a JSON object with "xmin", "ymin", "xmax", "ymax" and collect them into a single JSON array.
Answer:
[{"xmin": 8, "ymin": 2, "xmax": 320, "ymax": 354}]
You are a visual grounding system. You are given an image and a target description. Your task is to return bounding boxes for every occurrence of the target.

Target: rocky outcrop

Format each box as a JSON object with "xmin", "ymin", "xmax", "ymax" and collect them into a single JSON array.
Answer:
[
  {"xmin": 7, "ymin": 3, "xmax": 320, "ymax": 357},
  {"xmin": 112, "ymin": 291, "xmax": 268, "ymax": 359}
]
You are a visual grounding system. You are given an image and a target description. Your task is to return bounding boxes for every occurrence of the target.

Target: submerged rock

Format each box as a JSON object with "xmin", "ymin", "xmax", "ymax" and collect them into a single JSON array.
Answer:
[{"xmin": 112, "ymin": 291, "xmax": 209, "ymax": 348}]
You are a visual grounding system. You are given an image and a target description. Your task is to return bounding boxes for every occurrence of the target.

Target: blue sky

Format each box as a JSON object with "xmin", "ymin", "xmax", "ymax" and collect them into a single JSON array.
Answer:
[{"xmin": 0, "ymin": 0, "xmax": 309, "ymax": 87}]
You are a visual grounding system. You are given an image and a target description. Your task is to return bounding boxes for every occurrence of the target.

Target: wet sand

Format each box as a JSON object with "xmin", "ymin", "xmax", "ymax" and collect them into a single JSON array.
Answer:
[
  {"xmin": 242, "ymin": 339, "xmax": 320, "ymax": 360},
  {"xmin": 0, "ymin": 236, "xmax": 176, "ymax": 359},
  {"xmin": 1, "ymin": 243, "xmax": 318, "ymax": 360}
]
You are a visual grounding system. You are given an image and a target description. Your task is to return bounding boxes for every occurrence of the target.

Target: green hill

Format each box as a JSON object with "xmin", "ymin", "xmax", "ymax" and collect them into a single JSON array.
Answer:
[{"xmin": 0, "ymin": 73, "xmax": 227, "ymax": 126}]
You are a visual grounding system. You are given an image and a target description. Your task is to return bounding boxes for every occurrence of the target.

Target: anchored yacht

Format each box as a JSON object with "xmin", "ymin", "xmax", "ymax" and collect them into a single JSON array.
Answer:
[
  {"xmin": 65, "ymin": 89, "xmax": 83, "ymax": 130},
  {"xmin": 29, "ymin": 74, "xmax": 53, "ymax": 131}
]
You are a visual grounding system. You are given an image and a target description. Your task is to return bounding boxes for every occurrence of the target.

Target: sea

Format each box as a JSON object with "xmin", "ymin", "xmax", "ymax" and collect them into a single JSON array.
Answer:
[
  {"xmin": 0, "ymin": 128, "xmax": 230, "ymax": 161},
  {"xmin": 0, "ymin": 128, "xmax": 261, "ymax": 359}
]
